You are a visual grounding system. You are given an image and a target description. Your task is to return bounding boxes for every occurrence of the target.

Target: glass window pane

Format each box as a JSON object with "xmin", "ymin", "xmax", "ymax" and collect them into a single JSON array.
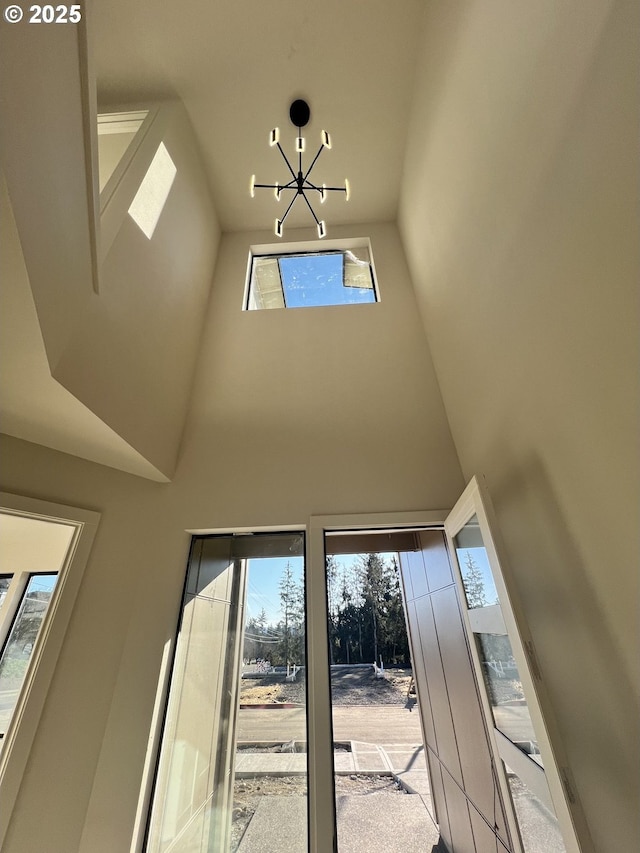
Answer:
[
  {"xmin": 0, "ymin": 573, "xmax": 58, "ymax": 733},
  {"xmin": 505, "ymin": 763, "xmax": 567, "ymax": 853},
  {"xmin": 475, "ymin": 633, "xmax": 542, "ymax": 764},
  {"xmin": 454, "ymin": 516, "xmax": 499, "ymax": 608},
  {"xmin": 146, "ymin": 534, "xmax": 308, "ymax": 853},
  {"xmin": 248, "ymin": 257, "xmax": 285, "ymax": 310},
  {"xmin": 343, "ymin": 248, "xmax": 374, "ymax": 289},
  {"xmin": 325, "ymin": 546, "xmax": 435, "ymax": 853},
  {"xmin": 234, "ymin": 554, "xmax": 307, "ymax": 853},
  {"xmin": 247, "ymin": 249, "xmax": 377, "ymax": 310},
  {"xmin": 0, "ymin": 575, "xmax": 12, "ymax": 609}
]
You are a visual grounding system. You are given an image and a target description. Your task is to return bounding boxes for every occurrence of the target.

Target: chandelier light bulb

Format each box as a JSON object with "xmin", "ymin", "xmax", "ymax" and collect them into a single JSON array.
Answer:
[{"xmin": 251, "ymin": 101, "xmax": 347, "ymax": 238}]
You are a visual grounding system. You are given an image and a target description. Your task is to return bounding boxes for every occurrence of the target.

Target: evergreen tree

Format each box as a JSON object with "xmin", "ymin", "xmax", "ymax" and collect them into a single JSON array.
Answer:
[
  {"xmin": 326, "ymin": 555, "xmax": 339, "ymax": 664},
  {"xmin": 462, "ymin": 551, "xmax": 488, "ymax": 608},
  {"xmin": 279, "ymin": 561, "xmax": 304, "ymax": 666},
  {"xmin": 257, "ymin": 608, "xmax": 267, "ymax": 631}
]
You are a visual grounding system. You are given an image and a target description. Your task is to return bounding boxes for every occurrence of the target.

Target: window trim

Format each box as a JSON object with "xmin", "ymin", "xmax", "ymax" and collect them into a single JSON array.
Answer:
[
  {"xmin": 0, "ymin": 494, "xmax": 100, "ymax": 849},
  {"xmin": 243, "ymin": 237, "xmax": 379, "ymax": 311}
]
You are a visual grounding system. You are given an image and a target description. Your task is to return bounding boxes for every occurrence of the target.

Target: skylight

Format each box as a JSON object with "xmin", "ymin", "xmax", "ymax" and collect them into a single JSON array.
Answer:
[{"xmin": 246, "ymin": 246, "xmax": 377, "ymax": 310}]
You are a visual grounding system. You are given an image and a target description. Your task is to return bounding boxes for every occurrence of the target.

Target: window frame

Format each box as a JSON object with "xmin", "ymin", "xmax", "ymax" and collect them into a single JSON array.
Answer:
[
  {"xmin": 243, "ymin": 238, "xmax": 379, "ymax": 311},
  {"xmin": 0, "ymin": 493, "xmax": 100, "ymax": 849}
]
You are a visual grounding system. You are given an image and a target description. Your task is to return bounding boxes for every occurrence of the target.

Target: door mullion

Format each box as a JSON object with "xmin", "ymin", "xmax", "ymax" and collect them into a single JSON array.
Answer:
[{"xmin": 306, "ymin": 524, "xmax": 337, "ymax": 853}]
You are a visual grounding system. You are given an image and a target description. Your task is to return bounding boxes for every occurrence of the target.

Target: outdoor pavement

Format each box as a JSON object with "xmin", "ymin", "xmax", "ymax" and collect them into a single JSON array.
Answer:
[
  {"xmin": 236, "ymin": 740, "xmax": 439, "ymax": 853},
  {"xmin": 238, "ymin": 792, "xmax": 441, "ymax": 853},
  {"xmin": 237, "ymin": 703, "xmax": 423, "ymax": 744},
  {"xmin": 236, "ymin": 703, "xmax": 441, "ymax": 853}
]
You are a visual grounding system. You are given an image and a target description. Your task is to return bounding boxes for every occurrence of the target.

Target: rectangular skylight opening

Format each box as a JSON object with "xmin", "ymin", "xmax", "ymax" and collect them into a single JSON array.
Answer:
[{"xmin": 245, "ymin": 242, "xmax": 378, "ymax": 310}]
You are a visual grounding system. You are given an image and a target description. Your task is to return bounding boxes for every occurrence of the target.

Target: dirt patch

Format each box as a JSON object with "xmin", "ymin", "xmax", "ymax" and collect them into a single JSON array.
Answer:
[
  {"xmin": 240, "ymin": 674, "xmax": 305, "ymax": 706},
  {"xmin": 239, "ymin": 667, "xmax": 413, "ymax": 708},
  {"xmin": 330, "ymin": 667, "xmax": 413, "ymax": 706}
]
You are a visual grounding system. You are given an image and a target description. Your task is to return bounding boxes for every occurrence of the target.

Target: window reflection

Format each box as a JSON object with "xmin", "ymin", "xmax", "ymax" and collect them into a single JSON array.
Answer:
[
  {"xmin": 505, "ymin": 764, "xmax": 567, "ymax": 853},
  {"xmin": 145, "ymin": 534, "xmax": 308, "ymax": 853},
  {"xmin": 246, "ymin": 247, "xmax": 378, "ymax": 310},
  {"xmin": 454, "ymin": 516, "xmax": 499, "ymax": 608},
  {"xmin": 0, "ymin": 573, "xmax": 59, "ymax": 734},
  {"xmin": 475, "ymin": 633, "xmax": 542, "ymax": 765}
]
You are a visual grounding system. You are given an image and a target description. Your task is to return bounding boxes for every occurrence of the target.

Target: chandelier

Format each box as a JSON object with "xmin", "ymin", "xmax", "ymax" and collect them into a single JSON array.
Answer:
[{"xmin": 250, "ymin": 99, "xmax": 350, "ymax": 239}]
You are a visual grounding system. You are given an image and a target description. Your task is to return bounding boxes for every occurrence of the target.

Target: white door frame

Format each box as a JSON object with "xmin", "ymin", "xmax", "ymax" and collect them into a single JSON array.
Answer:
[{"xmin": 307, "ymin": 510, "xmax": 448, "ymax": 853}]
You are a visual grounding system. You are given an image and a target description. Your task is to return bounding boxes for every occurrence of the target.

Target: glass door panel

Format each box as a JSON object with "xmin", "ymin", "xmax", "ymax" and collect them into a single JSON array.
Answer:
[
  {"xmin": 323, "ymin": 533, "xmax": 440, "ymax": 853},
  {"xmin": 145, "ymin": 533, "xmax": 308, "ymax": 853},
  {"xmin": 474, "ymin": 632, "xmax": 539, "ymax": 760},
  {"xmin": 454, "ymin": 517, "xmax": 541, "ymax": 766},
  {"xmin": 445, "ymin": 477, "xmax": 591, "ymax": 853},
  {"xmin": 504, "ymin": 762, "xmax": 567, "ymax": 853}
]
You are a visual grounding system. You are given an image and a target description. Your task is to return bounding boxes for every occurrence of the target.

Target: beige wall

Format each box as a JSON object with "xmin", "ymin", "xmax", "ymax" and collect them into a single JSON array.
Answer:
[
  {"xmin": 399, "ymin": 2, "xmax": 639, "ymax": 850},
  {"xmin": 0, "ymin": 222, "xmax": 464, "ymax": 852},
  {"xmin": 1, "ymin": 18, "xmax": 220, "ymax": 478},
  {"xmin": 54, "ymin": 104, "xmax": 220, "ymax": 478}
]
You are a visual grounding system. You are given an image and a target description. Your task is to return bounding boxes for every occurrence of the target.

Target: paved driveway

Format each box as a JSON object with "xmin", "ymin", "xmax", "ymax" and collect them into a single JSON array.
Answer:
[{"xmin": 237, "ymin": 704, "xmax": 423, "ymax": 745}]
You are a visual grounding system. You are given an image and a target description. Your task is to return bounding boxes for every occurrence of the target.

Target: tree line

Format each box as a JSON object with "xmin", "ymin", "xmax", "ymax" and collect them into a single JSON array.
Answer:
[
  {"xmin": 327, "ymin": 554, "xmax": 409, "ymax": 666},
  {"xmin": 243, "ymin": 555, "xmax": 410, "ymax": 668}
]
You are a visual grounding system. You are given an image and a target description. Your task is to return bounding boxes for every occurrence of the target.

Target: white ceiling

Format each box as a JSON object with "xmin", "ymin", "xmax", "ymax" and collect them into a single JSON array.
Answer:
[{"xmin": 91, "ymin": 0, "xmax": 427, "ymax": 233}]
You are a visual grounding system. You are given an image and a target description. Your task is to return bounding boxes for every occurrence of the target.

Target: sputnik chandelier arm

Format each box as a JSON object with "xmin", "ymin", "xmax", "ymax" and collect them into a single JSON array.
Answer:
[{"xmin": 250, "ymin": 99, "xmax": 350, "ymax": 239}]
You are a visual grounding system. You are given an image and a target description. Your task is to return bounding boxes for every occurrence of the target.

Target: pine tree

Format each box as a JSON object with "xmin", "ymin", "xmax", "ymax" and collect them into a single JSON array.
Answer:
[
  {"xmin": 257, "ymin": 608, "xmax": 267, "ymax": 632},
  {"xmin": 462, "ymin": 551, "xmax": 488, "ymax": 608},
  {"xmin": 326, "ymin": 555, "xmax": 339, "ymax": 664},
  {"xmin": 279, "ymin": 561, "xmax": 304, "ymax": 666}
]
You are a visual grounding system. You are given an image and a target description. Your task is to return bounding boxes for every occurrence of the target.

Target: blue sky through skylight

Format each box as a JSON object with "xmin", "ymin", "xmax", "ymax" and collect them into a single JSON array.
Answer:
[{"xmin": 279, "ymin": 253, "xmax": 376, "ymax": 308}]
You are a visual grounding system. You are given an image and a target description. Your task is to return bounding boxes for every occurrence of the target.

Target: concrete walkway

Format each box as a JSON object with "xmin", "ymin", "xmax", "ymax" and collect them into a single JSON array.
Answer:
[
  {"xmin": 236, "ymin": 741, "xmax": 439, "ymax": 853},
  {"xmin": 238, "ymin": 792, "xmax": 441, "ymax": 853},
  {"xmin": 236, "ymin": 742, "xmax": 426, "ymax": 776}
]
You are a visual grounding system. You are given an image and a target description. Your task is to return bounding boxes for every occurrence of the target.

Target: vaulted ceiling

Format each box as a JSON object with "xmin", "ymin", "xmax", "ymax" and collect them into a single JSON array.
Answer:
[
  {"xmin": 1, "ymin": 1, "xmax": 430, "ymax": 480},
  {"xmin": 3, "ymin": 0, "xmax": 627, "ymax": 491},
  {"xmin": 91, "ymin": 0, "xmax": 427, "ymax": 232}
]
